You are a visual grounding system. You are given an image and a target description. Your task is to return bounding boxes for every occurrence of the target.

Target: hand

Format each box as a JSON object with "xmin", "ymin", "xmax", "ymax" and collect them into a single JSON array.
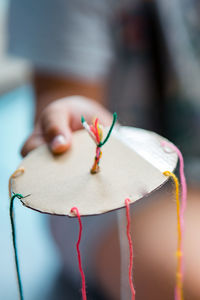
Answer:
[{"xmin": 21, "ymin": 96, "xmax": 112, "ymax": 156}]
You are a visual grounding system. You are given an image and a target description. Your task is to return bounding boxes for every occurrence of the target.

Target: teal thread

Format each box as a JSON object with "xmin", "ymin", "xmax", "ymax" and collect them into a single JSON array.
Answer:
[
  {"xmin": 98, "ymin": 112, "xmax": 117, "ymax": 147},
  {"xmin": 10, "ymin": 193, "xmax": 24, "ymax": 300},
  {"xmin": 81, "ymin": 115, "xmax": 85, "ymax": 124}
]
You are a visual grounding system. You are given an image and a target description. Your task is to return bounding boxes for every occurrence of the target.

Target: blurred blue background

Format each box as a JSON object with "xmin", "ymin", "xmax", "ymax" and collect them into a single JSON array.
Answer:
[
  {"xmin": 0, "ymin": 1, "xmax": 63, "ymax": 297},
  {"xmin": 0, "ymin": 85, "xmax": 61, "ymax": 300}
]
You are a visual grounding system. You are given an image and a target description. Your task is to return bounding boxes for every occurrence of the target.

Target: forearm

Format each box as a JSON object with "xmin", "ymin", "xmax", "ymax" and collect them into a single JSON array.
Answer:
[{"xmin": 33, "ymin": 70, "xmax": 107, "ymax": 122}]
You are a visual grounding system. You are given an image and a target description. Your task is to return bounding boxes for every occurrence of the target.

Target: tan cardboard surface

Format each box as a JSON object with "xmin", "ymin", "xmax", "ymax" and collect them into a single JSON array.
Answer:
[{"xmin": 11, "ymin": 127, "xmax": 177, "ymax": 216}]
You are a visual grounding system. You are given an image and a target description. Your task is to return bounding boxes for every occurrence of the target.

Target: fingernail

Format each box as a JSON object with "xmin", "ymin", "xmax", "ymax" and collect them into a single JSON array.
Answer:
[{"xmin": 51, "ymin": 135, "xmax": 67, "ymax": 152}]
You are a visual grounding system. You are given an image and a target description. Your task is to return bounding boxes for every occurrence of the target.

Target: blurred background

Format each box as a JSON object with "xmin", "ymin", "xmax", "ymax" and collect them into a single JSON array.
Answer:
[
  {"xmin": 0, "ymin": 0, "xmax": 200, "ymax": 299},
  {"xmin": 0, "ymin": 1, "xmax": 60, "ymax": 299}
]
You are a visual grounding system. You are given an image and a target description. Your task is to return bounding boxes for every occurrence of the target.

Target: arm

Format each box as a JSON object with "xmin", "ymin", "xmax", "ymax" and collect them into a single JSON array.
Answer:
[{"xmin": 33, "ymin": 70, "xmax": 107, "ymax": 122}]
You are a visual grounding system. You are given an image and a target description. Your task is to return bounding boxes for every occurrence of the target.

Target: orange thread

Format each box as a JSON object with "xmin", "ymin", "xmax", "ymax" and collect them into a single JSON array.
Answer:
[
  {"xmin": 94, "ymin": 118, "xmax": 100, "ymax": 144},
  {"xmin": 125, "ymin": 198, "xmax": 136, "ymax": 300},
  {"xmin": 9, "ymin": 167, "xmax": 25, "ymax": 198},
  {"xmin": 70, "ymin": 207, "xmax": 87, "ymax": 300},
  {"xmin": 90, "ymin": 118, "xmax": 103, "ymax": 174}
]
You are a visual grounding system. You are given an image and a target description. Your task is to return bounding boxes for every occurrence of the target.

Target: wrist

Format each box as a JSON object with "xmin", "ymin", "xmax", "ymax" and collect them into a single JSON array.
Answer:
[{"xmin": 33, "ymin": 70, "xmax": 106, "ymax": 123}]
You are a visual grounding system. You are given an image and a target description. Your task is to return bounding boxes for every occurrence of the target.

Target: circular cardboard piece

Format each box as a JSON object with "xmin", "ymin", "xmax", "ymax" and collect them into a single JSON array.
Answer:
[{"xmin": 11, "ymin": 126, "xmax": 178, "ymax": 216}]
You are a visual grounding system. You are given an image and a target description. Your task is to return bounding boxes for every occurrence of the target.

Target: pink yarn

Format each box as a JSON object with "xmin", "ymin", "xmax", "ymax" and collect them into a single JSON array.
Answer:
[
  {"xmin": 162, "ymin": 141, "xmax": 187, "ymax": 300},
  {"xmin": 161, "ymin": 141, "xmax": 187, "ymax": 229},
  {"xmin": 125, "ymin": 198, "xmax": 136, "ymax": 300},
  {"xmin": 71, "ymin": 207, "xmax": 87, "ymax": 300},
  {"xmin": 162, "ymin": 142, "xmax": 187, "ymax": 216}
]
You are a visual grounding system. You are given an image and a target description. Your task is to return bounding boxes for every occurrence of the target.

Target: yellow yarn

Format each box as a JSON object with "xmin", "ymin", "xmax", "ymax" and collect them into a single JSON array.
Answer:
[
  {"xmin": 163, "ymin": 171, "xmax": 184, "ymax": 300},
  {"xmin": 97, "ymin": 123, "xmax": 103, "ymax": 142}
]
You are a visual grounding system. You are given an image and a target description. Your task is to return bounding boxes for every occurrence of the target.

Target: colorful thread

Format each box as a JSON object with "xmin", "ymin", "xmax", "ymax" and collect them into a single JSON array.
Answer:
[
  {"xmin": 163, "ymin": 171, "xmax": 184, "ymax": 300},
  {"xmin": 161, "ymin": 141, "xmax": 187, "ymax": 230},
  {"xmin": 162, "ymin": 141, "xmax": 187, "ymax": 298},
  {"xmin": 90, "ymin": 118, "xmax": 103, "ymax": 174},
  {"xmin": 81, "ymin": 112, "xmax": 117, "ymax": 174},
  {"xmin": 9, "ymin": 168, "xmax": 26, "ymax": 300},
  {"xmin": 125, "ymin": 198, "xmax": 136, "ymax": 300},
  {"xmin": 71, "ymin": 207, "xmax": 87, "ymax": 300},
  {"xmin": 10, "ymin": 193, "xmax": 24, "ymax": 300},
  {"xmin": 98, "ymin": 112, "xmax": 117, "ymax": 147}
]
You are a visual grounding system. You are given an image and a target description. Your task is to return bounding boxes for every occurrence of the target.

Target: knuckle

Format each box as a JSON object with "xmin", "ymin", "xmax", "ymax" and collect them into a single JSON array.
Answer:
[
  {"xmin": 21, "ymin": 133, "xmax": 42, "ymax": 156},
  {"xmin": 41, "ymin": 113, "xmax": 61, "ymax": 139},
  {"xmin": 21, "ymin": 140, "xmax": 30, "ymax": 157},
  {"xmin": 45, "ymin": 124, "xmax": 60, "ymax": 138},
  {"xmin": 21, "ymin": 146, "xmax": 27, "ymax": 157}
]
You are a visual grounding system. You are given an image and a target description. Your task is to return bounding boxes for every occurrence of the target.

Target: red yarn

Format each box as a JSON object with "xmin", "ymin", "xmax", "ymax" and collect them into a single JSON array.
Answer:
[
  {"xmin": 90, "ymin": 125, "xmax": 96, "ymax": 138},
  {"xmin": 90, "ymin": 118, "xmax": 100, "ymax": 143},
  {"xmin": 94, "ymin": 118, "xmax": 101, "ymax": 144},
  {"xmin": 71, "ymin": 207, "xmax": 87, "ymax": 300},
  {"xmin": 125, "ymin": 198, "xmax": 136, "ymax": 300}
]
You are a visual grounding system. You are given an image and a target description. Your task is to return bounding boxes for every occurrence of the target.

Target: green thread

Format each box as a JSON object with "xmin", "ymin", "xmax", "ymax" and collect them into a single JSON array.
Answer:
[
  {"xmin": 98, "ymin": 112, "xmax": 117, "ymax": 147},
  {"xmin": 81, "ymin": 115, "xmax": 85, "ymax": 124},
  {"xmin": 10, "ymin": 193, "xmax": 24, "ymax": 300}
]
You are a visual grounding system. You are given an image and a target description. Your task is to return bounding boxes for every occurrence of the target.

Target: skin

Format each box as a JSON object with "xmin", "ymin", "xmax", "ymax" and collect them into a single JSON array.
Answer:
[
  {"xmin": 33, "ymin": 71, "xmax": 107, "ymax": 122},
  {"xmin": 21, "ymin": 71, "xmax": 111, "ymax": 157},
  {"xmin": 21, "ymin": 96, "xmax": 112, "ymax": 156}
]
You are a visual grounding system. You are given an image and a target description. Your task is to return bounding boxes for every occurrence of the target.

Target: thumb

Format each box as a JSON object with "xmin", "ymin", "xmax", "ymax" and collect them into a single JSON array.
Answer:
[{"xmin": 41, "ymin": 105, "xmax": 72, "ymax": 154}]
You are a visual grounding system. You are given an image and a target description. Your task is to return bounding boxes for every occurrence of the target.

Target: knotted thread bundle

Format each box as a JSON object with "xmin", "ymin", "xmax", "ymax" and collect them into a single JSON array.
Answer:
[{"xmin": 81, "ymin": 112, "xmax": 117, "ymax": 174}]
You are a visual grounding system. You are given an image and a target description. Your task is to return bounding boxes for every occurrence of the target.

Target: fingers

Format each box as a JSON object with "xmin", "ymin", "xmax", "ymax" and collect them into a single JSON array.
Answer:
[
  {"xmin": 21, "ymin": 96, "xmax": 113, "ymax": 157},
  {"xmin": 21, "ymin": 131, "xmax": 44, "ymax": 157},
  {"xmin": 41, "ymin": 104, "xmax": 72, "ymax": 154},
  {"xmin": 66, "ymin": 96, "xmax": 113, "ymax": 130},
  {"xmin": 90, "ymin": 100, "xmax": 113, "ymax": 125},
  {"xmin": 94, "ymin": 104, "xmax": 113, "ymax": 126}
]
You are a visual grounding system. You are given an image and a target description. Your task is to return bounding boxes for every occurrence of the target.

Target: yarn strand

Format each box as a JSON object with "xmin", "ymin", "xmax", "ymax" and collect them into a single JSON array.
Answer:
[
  {"xmin": 125, "ymin": 198, "xmax": 136, "ymax": 300},
  {"xmin": 10, "ymin": 193, "xmax": 24, "ymax": 300},
  {"xmin": 162, "ymin": 141, "xmax": 187, "ymax": 292},
  {"xmin": 98, "ymin": 112, "xmax": 117, "ymax": 147},
  {"xmin": 71, "ymin": 207, "xmax": 87, "ymax": 300},
  {"xmin": 163, "ymin": 171, "xmax": 184, "ymax": 300},
  {"xmin": 81, "ymin": 112, "xmax": 117, "ymax": 174},
  {"xmin": 161, "ymin": 141, "xmax": 187, "ymax": 229}
]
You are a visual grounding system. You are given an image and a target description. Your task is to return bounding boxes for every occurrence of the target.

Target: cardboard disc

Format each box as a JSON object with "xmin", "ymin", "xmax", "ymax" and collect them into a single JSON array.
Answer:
[{"xmin": 11, "ymin": 126, "xmax": 178, "ymax": 217}]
